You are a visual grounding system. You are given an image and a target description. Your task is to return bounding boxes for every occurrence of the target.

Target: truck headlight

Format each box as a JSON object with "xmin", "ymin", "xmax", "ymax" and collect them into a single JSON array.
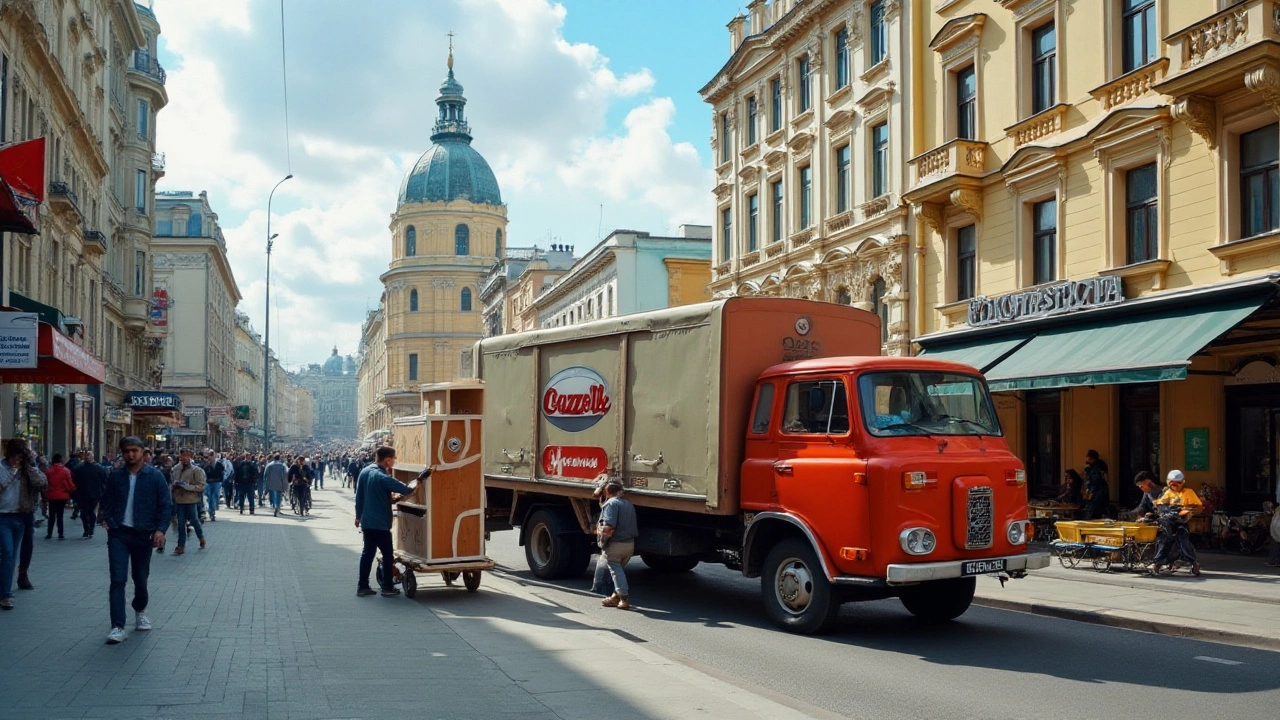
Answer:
[
  {"xmin": 1006, "ymin": 520, "xmax": 1028, "ymax": 545},
  {"xmin": 899, "ymin": 527, "xmax": 936, "ymax": 556}
]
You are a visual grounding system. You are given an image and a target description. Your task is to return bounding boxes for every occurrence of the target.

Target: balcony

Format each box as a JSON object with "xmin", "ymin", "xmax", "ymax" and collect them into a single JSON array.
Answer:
[
  {"xmin": 152, "ymin": 152, "xmax": 166, "ymax": 179},
  {"xmin": 122, "ymin": 296, "xmax": 149, "ymax": 331},
  {"xmin": 904, "ymin": 139, "xmax": 988, "ymax": 207},
  {"xmin": 82, "ymin": 229, "xmax": 107, "ymax": 255},
  {"xmin": 129, "ymin": 53, "xmax": 167, "ymax": 86},
  {"xmin": 1156, "ymin": 0, "xmax": 1280, "ymax": 100},
  {"xmin": 47, "ymin": 182, "xmax": 81, "ymax": 217}
]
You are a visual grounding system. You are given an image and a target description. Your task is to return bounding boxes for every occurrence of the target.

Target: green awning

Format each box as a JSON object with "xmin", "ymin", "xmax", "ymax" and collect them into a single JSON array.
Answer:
[
  {"xmin": 984, "ymin": 295, "xmax": 1265, "ymax": 392},
  {"xmin": 918, "ymin": 335, "xmax": 1031, "ymax": 373}
]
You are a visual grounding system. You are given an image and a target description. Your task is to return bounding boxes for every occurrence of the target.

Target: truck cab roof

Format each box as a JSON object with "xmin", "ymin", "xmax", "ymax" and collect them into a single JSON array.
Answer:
[{"xmin": 759, "ymin": 355, "xmax": 983, "ymax": 380}]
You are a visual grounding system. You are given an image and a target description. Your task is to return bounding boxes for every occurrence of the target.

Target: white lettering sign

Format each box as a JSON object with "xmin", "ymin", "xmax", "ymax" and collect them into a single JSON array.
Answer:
[
  {"xmin": 968, "ymin": 276, "xmax": 1124, "ymax": 327},
  {"xmin": 0, "ymin": 312, "xmax": 38, "ymax": 368}
]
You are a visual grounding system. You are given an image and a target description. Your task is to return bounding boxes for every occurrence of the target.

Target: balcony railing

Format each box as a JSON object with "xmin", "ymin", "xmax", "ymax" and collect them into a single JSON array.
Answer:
[
  {"xmin": 130, "ymin": 54, "xmax": 167, "ymax": 85},
  {"xmin": 82, "ymin": 229, "xmax": 107, "ymax": 253},
  {"xmin": 109, "ymin": 86, "xmax": 125, "ymax": 117},
  {"xmin": 1159, "ymin": 0, "xmax": 1280, "ymax": 97},
  {"xmin": 1090, "ymin": 60, "xmax": 1168, "ymax": 111},
  {"xmin": 48, "ymin": 181, "xmax": 81, "ymax": 215}
]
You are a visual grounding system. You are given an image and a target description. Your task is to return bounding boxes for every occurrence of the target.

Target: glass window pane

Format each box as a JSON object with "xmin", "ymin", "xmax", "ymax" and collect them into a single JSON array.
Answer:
[
  {"xmin": 1033, "ymin": 23, "xmax": 1054, "ymax": 58},
  {"xmin": 1034, "ymin": 200, "xmax": 1056, "ymax": 230},
  {"xmin": 751, "ymin": 383, "xmax": 775, "ymax": 434},
  {"xmin": 1126, "ymin": 163, "xmax": 1157, "ymax": 204},
  {"xmin": 1242, "ymin": 124, "xmax": 1280, "ymax": 168}
]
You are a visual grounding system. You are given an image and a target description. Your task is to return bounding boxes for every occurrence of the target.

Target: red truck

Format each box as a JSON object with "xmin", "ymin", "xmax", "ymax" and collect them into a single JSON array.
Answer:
[{"xmin": 476, "ymin": 297, "xmax": 1048, "ymax": 633}]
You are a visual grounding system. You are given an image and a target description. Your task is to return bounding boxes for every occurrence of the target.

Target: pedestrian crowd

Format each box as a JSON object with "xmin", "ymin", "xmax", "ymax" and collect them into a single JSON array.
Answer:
[{"xmin": 0, "ymin": 434, "xmax": 367, "ymax": 644}]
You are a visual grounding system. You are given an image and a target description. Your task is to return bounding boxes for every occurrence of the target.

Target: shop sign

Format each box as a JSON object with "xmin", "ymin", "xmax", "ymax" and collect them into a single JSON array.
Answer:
[
  {"xmin": 234, "ymin": 405, "xmax": 252, "ymax": 420},
  {"xmin": 1184, "ymin": 428, "xmax": 1210, "ymax": 472},
  {"xmin": 207, "ymin": 406, "xmax": 231, "ymax": 417},
  {"xmin": 541, "ymin": 366, "xmax": 611, "ymax": 432},
  {"xmin": 124, "ymin": 391, "xmax": 182, "ymax": 411},
  {"xmin": 968, "ymin": 276, "xmax": 1124, "ymax": 328},
  {"xmin": 104, "ymin": 406, "xmax": 132, "ymax": 424},
  {"xmin": 182, "ymin": 406, "xmax": 205, "ymax": 418},
  {"xmin": 541, "ymin": 445, "xmax": 609, "ymax": 480},
  {"xmin": 0, "ymin": 312, "xmax": 39, "ymax": 368}
]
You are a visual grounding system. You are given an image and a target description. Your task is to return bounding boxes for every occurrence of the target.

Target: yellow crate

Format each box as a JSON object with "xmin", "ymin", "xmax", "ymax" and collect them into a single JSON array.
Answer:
[{"xmin": 1055, "ymin": 520, "xmax": 1158, "ymax": 544}]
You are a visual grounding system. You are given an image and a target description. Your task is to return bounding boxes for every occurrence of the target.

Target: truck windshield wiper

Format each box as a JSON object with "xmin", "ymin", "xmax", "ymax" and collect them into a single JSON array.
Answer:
[
  {"xmin": 877, "ymin": 421, "xmax": 936, "ymax": 435},
  {"xmin": 931, "ymin": 414, "xmax": 992, "ymax": 434}
]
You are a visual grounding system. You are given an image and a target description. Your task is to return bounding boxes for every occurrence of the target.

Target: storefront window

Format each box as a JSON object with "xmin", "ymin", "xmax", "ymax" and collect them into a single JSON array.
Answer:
[
  {"xmin": 1119, "ymin": 384, "xmax": 1159, "ymax": 508},
  {"xmin": 15, "ymin": 384, "xmax": 43, "ymax": 454},
  {"xmin": 1025, "ymin": 390, "xmax": 1061, "ymax": 498}
]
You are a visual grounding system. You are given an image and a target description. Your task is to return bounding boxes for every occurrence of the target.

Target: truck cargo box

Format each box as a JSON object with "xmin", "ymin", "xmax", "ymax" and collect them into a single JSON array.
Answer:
[{"xmin": 476, "ymin": 297, "xmax": 881, "ymax": 515}]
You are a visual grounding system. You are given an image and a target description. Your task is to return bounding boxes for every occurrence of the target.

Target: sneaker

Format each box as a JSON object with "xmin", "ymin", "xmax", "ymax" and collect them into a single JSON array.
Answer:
[
  {"xmin": 135, "ymin": 613, "xmax": 152, "ymax": 631},
  {"xmin": 0, "ymin": 598, "xmax": 12, "ymax": 610},
  {"xmin": 173, "ymin": 546, "xmax": 184, "ymax": 556},
  {"xmin": 380, "ymin": 588, "xmax": 401, "ymax": 597},
  {"xmin": 199, "ymin": 538, "xmax": 207, "ymax": 550},
  {"xmin": 357, "ymin": 587, "xmax": 377, "ymax": 597},
  {"xmin": 106, "ymin": 627, "xmax": 125, "ymax": 644},
  {"xmin": 1191, "ymin": 562, "xmax": 1202, "ymax": 577}
]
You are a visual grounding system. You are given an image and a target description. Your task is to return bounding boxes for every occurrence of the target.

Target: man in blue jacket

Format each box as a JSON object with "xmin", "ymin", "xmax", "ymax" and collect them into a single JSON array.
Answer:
[
  {"xmin": 354, "ymin": 446, "xmax": 416, "ymax": 597},
  {"xmin": 99, "ymin": 436, "xmax": 173, "ymax": 644}
]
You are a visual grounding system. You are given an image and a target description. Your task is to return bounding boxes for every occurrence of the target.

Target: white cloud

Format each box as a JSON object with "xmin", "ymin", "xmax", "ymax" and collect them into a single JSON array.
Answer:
[{"xmin": 153, "ymin": 0, "xmax": 712, "ymax": 368}]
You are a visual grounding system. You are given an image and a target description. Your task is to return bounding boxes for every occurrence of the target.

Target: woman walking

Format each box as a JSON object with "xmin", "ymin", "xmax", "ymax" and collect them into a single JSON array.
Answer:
[{"xmin": 43, "ymin": 455, "xmax": 76, "ymax": 541}]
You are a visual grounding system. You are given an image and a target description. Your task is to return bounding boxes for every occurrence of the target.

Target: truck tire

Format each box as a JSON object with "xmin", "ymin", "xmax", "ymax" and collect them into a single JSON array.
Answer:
[
  {"xmin": 524, "ymin": 509, "xmax": 577, "ymax": 579},
  {"xmin": 641, "ymin": 554, "xmax": 699, "ymax": 573},
  {"xmin": 898, "ymin": 577, "xmax": 976, "ymax": 623},
  {"xmin": 760, "ymin": 538, "xmax": 840, "ymax": 634}
]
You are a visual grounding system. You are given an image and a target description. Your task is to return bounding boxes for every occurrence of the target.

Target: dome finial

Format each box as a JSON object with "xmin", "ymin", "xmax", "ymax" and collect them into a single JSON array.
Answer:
[{"xmin": 447, "ymin": 30, "xmax": 454, "ymax": 71}]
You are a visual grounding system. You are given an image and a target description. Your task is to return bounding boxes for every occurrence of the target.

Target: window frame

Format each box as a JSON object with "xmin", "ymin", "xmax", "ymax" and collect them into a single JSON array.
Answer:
[
  {"xmin": 1030, "ymin": 22, "xmax": 1056, "ymax": 116},
  {"xmin": 769, "ymin": 76, "xmax": 783, "ymax": 133},
  {"xmin": 955, "ymin": 65, "xmax": 977, "ymax": 141},
  {"xmin": 408, "ymin": 353, "xmax": 419, "ymax": 382},
  {"xmin": 1125, "ymin": 162, "xmax": 1159, "ymax": 264},
  {"xmin": 870, "ymin": 123, "xmax": 889, "ymax": 199},
  {"xmin": 1031, "ymin": 198, "xmax": 1058, "ymax": 286},
  {"xmin": 1120, "ymin": 0, "xmax": 1157, "ymax": 75},
  {"xmin": 749, "ymin": 382, "xmax": 776, "ymax": 436},
  {"xmin": 721, "ymin": 205, "xmax": 733, "ymax": 261},
  {"xmin": 409, "ymin": 288, "xmax": 419, "ymax": 312},
  {"xmin": 869, "ymin": 0, "xmax": 888, "ymax": 67},
  {"xmin": 1240, "ymin": 123, "xmax": 1280, "ymax": 239},
  {"xmin": 798, "ymin": 165, "xmax": 812, "ymax": 230},
  {"xmin": 797, "ymin": 55, "xmax": 812, "ymax": 114},
  {"xmin": 747, "ymin": 193, "xmax": 759, "ymax": 252},
  {"xmin": 136, "ymin": 98, "xmax": 148, "ymax": 139},
  {"xmin": 771, "ymin": 178, "xmax": 784, "ymax": 244},
  {"xmin": 405, "ymin": 225, "xmax": 416, "ymax": 257},
  {"xmin": 454, "ymin": 223, "xmax": 470, "ymax": 255},
  {"xmin": 461, "ymin": 287, "xmax": 473, "ymax": 312},
  {"xmin": 956, "ymin": 224, "xmax": 977, "ymax": 302},
  {"xmin": 835, "ymin": 144, "xmax": 851, "ymax": 214},
  {"xmin": 134, "ymin": 168, "xmax": 146, "ymax": 212},
  {"xmin": 746, "ymin": 95, "xmax": 758, "ymax": 146},
  {"xmin": 835, "ymin": 26, "xmax": 850, "ymax": 90}
]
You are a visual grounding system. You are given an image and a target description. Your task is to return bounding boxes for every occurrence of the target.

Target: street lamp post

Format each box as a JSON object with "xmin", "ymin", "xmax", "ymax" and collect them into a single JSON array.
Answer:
[{"xmin": 263, "ymin": 174, "xmax": 293, "ymax": 451}]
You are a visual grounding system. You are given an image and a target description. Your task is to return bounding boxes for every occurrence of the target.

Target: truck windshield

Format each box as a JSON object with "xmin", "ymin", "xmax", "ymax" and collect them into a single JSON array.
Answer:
[{"xmin": 858, "ymin": 371, "xmax": 1001, "ymax": 437}]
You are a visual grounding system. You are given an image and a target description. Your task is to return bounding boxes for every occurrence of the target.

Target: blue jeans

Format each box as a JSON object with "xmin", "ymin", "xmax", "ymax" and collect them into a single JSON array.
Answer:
[
  {"xmin": 0, "ymin": 514, "xmax": 23, "ymax": 599},
  {"xmin": 107, "ymin": 527, "xmax": 154, "ymax": 628},
  {"xmin": 204, "ymin": 482, "xmax": 222, "ymax": 518},
  {"xmin": 175, "ymin": 504, "xmax": 203, "ymax": 547},
  {"xmin": 359, "ymin": 529, "xmax": 395, "ymax": 591},
  {"xmin": 267, "ymin": 490, "xmax": 281, "ymax": 509},
  {"xmin": 235, "ymin": 484, "xmax": 256, "ymax": 511}
]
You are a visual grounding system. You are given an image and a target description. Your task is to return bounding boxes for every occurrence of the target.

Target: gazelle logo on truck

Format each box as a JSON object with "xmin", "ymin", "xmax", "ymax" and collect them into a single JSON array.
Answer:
[{"xmin": 542, "ymin": 366, "xmax": 611, "ymax": 432}]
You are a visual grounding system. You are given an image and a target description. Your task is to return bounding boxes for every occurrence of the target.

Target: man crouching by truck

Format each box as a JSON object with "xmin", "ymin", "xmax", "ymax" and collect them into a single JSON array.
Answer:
[{"xmin": 595, "ymin": 479, "xmax": 638, "ymax": 610}]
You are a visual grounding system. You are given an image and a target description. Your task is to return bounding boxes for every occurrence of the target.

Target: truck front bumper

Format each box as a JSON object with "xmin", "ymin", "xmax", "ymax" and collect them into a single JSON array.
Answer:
[{"xmin": 885, "ymin": 552, "xmax": 1051, "ymax": 585}]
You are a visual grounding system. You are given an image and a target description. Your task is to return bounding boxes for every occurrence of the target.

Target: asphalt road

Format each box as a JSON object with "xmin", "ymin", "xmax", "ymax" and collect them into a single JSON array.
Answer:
[{"xmin": 485, "ymin": 530, "xmax": 1280, "ymax": 720}]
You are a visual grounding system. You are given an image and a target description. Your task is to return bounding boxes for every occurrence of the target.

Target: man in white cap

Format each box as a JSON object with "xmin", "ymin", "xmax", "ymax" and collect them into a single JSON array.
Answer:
[{"xmin": 1153, "ymin": 469, "xmax": 1201, "ymax": 575}]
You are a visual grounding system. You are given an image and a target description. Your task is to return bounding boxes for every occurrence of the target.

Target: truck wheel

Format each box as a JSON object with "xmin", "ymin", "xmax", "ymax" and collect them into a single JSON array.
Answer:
[
  {"xmin": 898, "ymin": 577, "xmax": 976, "ymax": 623},
  {"xmin": 525, "ymin": 509, "xmax": 576, "ymax": 579},
  {"xmin": 641, "ymin": 554, "xmax": 699, "ymax": 573},
  {"xmin": 760, "ymin": 538, "xmax": 840, "ymax": 634}
]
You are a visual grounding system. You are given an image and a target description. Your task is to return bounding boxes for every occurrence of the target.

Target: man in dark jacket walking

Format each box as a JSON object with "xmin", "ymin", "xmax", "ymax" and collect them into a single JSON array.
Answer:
[
  {"xmin": 233, "ymin": 454, "xmax": 260, "ymax": 515},
  {"xmin": 354, "ymin": 447, "xmax": 417, "ymax": 597},
  {"xmin": 99, "ymin": 436, "xmax": 172, "ymax": 643},
  {"xmin": 72, "ymin": 451, "xmax": 107, "ymax": 539}
]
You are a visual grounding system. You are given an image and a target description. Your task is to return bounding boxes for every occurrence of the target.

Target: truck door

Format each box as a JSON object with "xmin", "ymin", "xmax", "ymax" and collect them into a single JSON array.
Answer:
[{"xmin": 772, "ymin": 376, "xmax": 870, "ymax": 575}]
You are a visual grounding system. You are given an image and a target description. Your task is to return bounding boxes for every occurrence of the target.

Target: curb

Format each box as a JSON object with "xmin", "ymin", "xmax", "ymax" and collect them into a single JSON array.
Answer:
[{"xmin": 973, "ymin": 595, "xmax": 1280, "ymax": 653}]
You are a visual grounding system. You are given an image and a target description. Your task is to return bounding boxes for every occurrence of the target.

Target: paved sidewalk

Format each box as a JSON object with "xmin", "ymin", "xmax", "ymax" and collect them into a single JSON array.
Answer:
[
  {"xmin": 0, "ymin": 488, "xmax": 831, "ymax": 720},
  {"xmin": 974, "ymin": 543, "xmax": 1280, "ymax": 651}
]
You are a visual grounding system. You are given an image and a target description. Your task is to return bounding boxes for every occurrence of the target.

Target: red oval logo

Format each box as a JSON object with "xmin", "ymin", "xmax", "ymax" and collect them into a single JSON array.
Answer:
[
  {"xmin": 542, "ymin": 366, "xmax": 611, "ymax": 432},
  {"xmin": 541, "ymin": 445, "xmax": 609, "ymax": 480}
]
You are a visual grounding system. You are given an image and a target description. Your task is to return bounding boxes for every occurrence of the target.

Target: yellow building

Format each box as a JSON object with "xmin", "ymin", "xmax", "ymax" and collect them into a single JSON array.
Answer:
[
  {"xmin": 910, "ymin": 0, "xmax": 1280, "ymax": 512},
  {"xmin": 701, "ymin": 0, "xmax": 914, "ymax": 356},
  {"xmin": 356, "ymin": 307, "xmax": 389, "ymax": 440},
  {"xmin": 369, "ymin": 49, "xmax": 504, "ymax": 421}
]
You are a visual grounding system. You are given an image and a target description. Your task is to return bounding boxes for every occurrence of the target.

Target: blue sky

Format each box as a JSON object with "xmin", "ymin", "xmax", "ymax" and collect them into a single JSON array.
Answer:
[{"xmin": 152, "ymin": 0, "xmax": 745, "ymax": 368}]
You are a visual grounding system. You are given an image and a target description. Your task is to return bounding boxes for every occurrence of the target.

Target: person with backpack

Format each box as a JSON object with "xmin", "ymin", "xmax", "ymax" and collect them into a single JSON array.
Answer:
[{"xmin": 233, "ymin": 454, "xmax": 260, "ymax": 515}]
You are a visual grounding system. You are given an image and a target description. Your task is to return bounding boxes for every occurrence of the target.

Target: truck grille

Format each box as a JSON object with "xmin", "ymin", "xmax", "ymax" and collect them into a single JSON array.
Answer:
[{"xmin": 965, "ymin": 486, "xmax": 994, "ymax": 549}]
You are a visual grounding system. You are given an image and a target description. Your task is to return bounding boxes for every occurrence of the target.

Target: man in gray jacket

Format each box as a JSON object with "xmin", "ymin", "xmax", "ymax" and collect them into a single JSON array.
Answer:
[
  {"xmin": 596, "ymin": 480, "xmax": 638, "ymax": 611},
  {"xmin": 262, "ymin": 454, "xmax": 288, "ymax": 517}
]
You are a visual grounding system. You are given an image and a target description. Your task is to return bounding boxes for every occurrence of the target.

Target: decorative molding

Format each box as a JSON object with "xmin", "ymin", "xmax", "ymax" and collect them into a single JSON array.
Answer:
[
  {"xmin": 790, "ymin": 228, "xmax": 815, "ymax": 248},
  {"xmin": 1000, "ymin": 0, "xmax": 1056, "ymax": 22},
  {"xmin": 914, "ymin": 202, "xmax": 945, "ymax": 234},
  {"xmin": 1005, "ymin": 104, "xmax": 1069, "ymax": 148},
  {"xmin": 949, "ymin": 188, "xmax": 983, "ymax": 222},
  {"xmin": 824, "ymin": 108, "xmax": 855, "ymax": 138},
  {"xmin": 1170, "ymin": 95, "xmax": 1217, "ymax": 150},
  {"xmin": 1183, "ymin": 7, "xmax": 1250, "ymax": 67},
  {"xmin": 825, "ymin": 211, "xmax": 854, "ymax": 234},
  {"xmin": 1089, "ymin": 59, "xmax": 1168, "ymax": 111},
  {"xmin": 860, "ymin": 195, "xmax": 893, "ymax": 220},
  {"xmin": 786, "ymin": 130, "xmax": 816, "ymax": 155},
  {"xmin": 430, "ymin": 278, "xmax": 456, "ymax": 289},
  {"xmin": 764, "ymin": 241, "xmax": 786, "ymax": 258},
  {"xmin": 738, "ymin": 165, "xmax": 761, "ymax": 185},
  {"xmin": 714, "ymin": 182, "xmax": 733, "ymax": 202},
  {"xmin": 742, "ymin": 250, "xmax": 761, "ymax": 268},
  {"xmin": 153, "ymin": 252, "xmax": 207, "ymax": 269},
  {"xmin": 855, "ymin": 81, "xmax": 896, "ymax": 120},
  {"xmin": 1245, "ymin": 61, "xmax": 1280, "ymax": 117}
]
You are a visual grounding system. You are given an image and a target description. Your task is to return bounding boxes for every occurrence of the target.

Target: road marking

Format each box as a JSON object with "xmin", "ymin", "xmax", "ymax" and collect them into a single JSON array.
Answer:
[
  {"xmin": 1194, "ymin": 656, "xmax": 1243, "ymax": 666},
  {"xmin": 431, "ymin": 652, "xmax": 447, "ymax": 657}
]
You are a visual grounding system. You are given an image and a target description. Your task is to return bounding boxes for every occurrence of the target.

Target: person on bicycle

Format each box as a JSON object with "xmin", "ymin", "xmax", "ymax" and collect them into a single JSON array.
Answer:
[
  {"xmin": 1131, "ymin": 471, "xmax": 1163, "ymax": 521},
  {"xmin": 1152, "ymin": 469, "xmax": 1202, "ymax": 575},
  {"xmin": 287, "ymin": 457, "xmax": 311, "ymax": 516}
]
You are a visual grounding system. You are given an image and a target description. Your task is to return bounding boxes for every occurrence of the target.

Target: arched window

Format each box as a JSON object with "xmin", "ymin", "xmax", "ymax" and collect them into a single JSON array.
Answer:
[
  {"xmin": 835, "ymin": 287, "xmax": 852, "ymax": 305},
  {"xmin": 495, "ymin": 228, "xmax": 503, "ymax": 256},
  {"xmin": 405, "ymin": 226, "xmax": 416, "ymax": 257},
  {"xmin": 871, "ymin": 277, "xmax": 888, "ymax": 344},
  {"xmin": 460, "ymin": 287, "xmax": 473, "ymax": 312},
  {"xmin": 455, "ymin": 224, "xmax": 470, "ymax": 255},
  {"xmin": 409, "ymin": 289, "xmax": 419, "ymax": 312}
]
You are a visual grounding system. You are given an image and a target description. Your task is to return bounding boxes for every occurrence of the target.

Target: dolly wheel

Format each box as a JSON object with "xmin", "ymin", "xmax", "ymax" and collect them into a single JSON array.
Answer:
[
  {"xmin": 443, "ymin": 571, "xmax": 460, "ymax": 586},
  {"xmin": 463, "ymin": 570, "xmax": 482, "ymax": 592},
  {"xmin": 403, "ymin": 570, "xmax": 417, "ymax": 598}
]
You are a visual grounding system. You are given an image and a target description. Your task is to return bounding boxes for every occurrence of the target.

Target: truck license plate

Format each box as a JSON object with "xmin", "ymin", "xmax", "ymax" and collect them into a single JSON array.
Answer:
[{"xmin": 961, "ymin": 559, "xmax": 1006, "ymax": 576}]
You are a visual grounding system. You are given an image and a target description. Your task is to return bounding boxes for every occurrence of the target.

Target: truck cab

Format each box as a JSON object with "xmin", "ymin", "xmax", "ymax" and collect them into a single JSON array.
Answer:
[{"xmin": 740, "ymin": 356, "xmax": 1049, "ymax": 632}]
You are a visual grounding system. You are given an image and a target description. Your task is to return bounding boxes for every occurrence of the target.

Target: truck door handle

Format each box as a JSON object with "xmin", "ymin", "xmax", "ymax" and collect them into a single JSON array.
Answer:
[{"xmin": 774, "ymin": 463, "xmax": 794, "ymax": 476}]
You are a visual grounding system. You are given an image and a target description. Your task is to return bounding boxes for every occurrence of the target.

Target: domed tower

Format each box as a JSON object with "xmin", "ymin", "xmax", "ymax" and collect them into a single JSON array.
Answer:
[{"xmin": 380, "ymin": 45, "xmax": 506, "ymax": 417}]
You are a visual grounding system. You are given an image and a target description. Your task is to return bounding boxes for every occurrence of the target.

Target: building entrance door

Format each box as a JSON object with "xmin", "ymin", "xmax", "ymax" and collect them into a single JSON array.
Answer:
[
  {"xmin": 1119, "ymin": 384, "xmax": 1160, "ymax": 508},
  {"xmin": 1026, "ymin": 391, "xmax": 1061, "ymax": 499},
  {"xmin": 1226, "ymin": 385, "xmax": 1280, "ymax": 512}
]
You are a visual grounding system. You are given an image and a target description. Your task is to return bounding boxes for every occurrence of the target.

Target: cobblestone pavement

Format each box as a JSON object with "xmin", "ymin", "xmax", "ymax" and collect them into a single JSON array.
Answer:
[{"xmin": 0, "ymin": 489, "xmax": 825, "ymax": 720}]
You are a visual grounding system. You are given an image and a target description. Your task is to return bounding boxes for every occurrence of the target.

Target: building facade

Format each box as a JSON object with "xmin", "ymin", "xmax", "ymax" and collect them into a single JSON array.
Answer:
[
  {"xmin": 363, "ymin": 50, "xmax": 505, "ymax": 425},
  {"xmin": 292, "ymin": 348, "xmax": 358, "ymax": 442},
  {"xmin": 701, "ymin": 0, "xmax": 913, "ymax": 356},
  {"xmin": 910, "ymin": 1, "xmax": 1280, "ymax": 512},
  {"xmin": 537, "ymin": 227, "xmax": 712, "ymax": 329},
  {"xmin": 233, "ymin": 311, "xmax": 264, "ymax": 448},
  {"xmin": 151, "ymin": 190, "xmax": 240, "ymax": 449},
  {"xmin": 0, "ymin": 1, "xmax": 165, "ymax": 455},
  {"xmin": 355, "ymin": 307, "xmax": 388, "ymax": 441},
  {"xmin": 479, "ymin": 244, "xmax": 576, "ymax": 336}
]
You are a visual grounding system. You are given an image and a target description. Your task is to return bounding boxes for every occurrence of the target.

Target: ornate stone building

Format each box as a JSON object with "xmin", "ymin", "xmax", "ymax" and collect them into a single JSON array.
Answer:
[
  {"xmin": 701, "ymin": 0, "xmax": 913, "ymax": 356},
  {"xmin": 364, "ymin": 48, "xmax": 506, "ymax": 422},
  {"xmin": 0, "ymin": 1, "xmax": 166, "ymax": 454},
  {"xmin": 356, "ymin": 307, "xmax": 388, "ymax": 441},
  {"xmin": 292, "ymin": 348, "xmax": 358, "ymax": 442}
]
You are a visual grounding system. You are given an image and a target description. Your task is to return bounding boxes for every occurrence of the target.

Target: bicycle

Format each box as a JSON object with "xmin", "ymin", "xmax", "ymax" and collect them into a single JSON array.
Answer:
[{"xmin": 289, "ymin": 483, "xmax": 311, "ymax": 516}]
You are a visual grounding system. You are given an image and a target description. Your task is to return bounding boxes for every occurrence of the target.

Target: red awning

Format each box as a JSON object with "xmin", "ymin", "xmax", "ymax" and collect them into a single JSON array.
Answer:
[
  {"xmin": 0, "ymin": 138, "xmax": 44, "ymax": 235},
  {"xmin": 1, "ymin": 322, "xmax": 105, "ymax": 385}
]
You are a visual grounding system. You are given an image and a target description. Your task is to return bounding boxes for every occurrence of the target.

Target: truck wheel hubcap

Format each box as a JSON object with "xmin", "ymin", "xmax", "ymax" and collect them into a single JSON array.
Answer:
[
  {"xmin": 775, "ymin": 557, "xmax": 813, "ymax": 614},
  {"xmin": 530, "ymin": 525, "xmax": 552, "ymax": 568}
]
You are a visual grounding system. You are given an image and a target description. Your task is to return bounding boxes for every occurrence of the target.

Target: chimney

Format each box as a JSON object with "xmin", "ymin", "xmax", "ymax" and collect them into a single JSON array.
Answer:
[
  {"xmin": 728, "ymin": 13, "xmax": 745, "ymax": 52},
  {"xmin": 748, "ymin": 0, "xmax": 766, "ymax": 35}
]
